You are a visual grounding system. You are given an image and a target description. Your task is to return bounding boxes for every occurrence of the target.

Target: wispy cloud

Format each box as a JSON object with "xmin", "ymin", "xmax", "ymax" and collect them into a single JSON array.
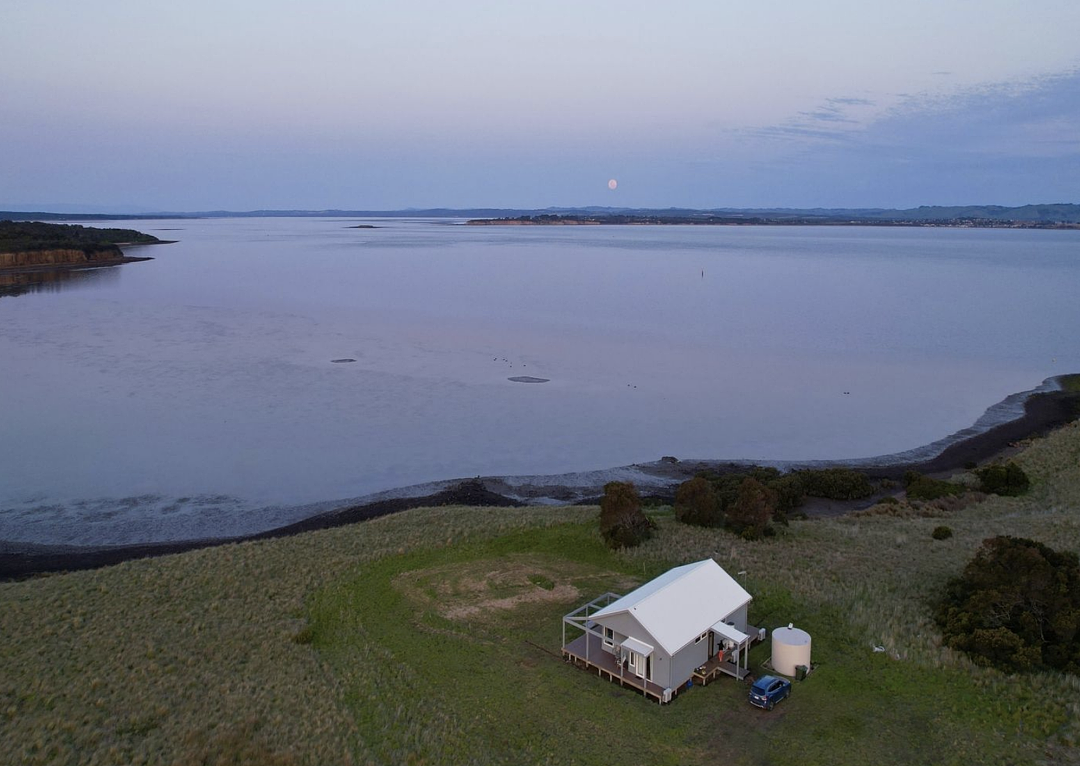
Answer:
[
  {"xmin": 707, "ymin": 67, "xmax": 1080, "ymax": 206},
  {"xmin": 740, "ymin": 68, "xmax": 1080, "ymax": 159}
]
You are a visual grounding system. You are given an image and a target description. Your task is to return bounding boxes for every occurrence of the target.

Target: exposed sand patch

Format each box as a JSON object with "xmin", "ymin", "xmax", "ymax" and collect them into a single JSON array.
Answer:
[
  {"xmin": 442, "ymin": 582, "xmax": 579, "ymax": 620},
  {"xmin": 392, "ymin": 553, "xmax": 631, "ymax": 623}
]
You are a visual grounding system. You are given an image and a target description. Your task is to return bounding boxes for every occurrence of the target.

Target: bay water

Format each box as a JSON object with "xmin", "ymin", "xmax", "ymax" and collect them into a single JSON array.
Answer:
[{"xmin": 1, "ymin": 218, "xmax": 1077, "ymax": 544}]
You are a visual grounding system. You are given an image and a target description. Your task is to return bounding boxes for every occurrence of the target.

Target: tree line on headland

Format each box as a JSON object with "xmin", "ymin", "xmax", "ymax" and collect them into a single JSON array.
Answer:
[{"xmin": 0, "ymin": 220, "xmax": 162, "ymax": 254}]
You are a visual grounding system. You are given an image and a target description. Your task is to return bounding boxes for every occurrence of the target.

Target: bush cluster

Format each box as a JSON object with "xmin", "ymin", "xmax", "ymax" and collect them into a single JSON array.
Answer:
[
  {"xmin": 937, "ymin": 536, "xmax": 1080, "ymax": 672},
  {"xmin": 931, "ymin": 526, "xmax": 953, "ymax": 540},
  {"xmin": 673, "ymin": 466, "xmax": 878, "ymax": 538},
  {"xmin": 674, "ymin": 468, "xmax": 795, "ymax": 539},
  {"xmin": 903, "ymin": 471, "xmax": 966, "ymax": 502},
  {"xmin": 975, "ymin": 461, "xmax": 1030, "ymax": 496},
  {"xmin": 796, "ymin": 467, "xmax": 874, "ymax": 500}
]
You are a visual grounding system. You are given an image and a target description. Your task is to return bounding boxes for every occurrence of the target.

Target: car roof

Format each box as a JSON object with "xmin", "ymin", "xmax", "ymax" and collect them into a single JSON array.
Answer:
[{"xmin": 752, "ymin": 675, "xmax": 780, "ymax": 689}]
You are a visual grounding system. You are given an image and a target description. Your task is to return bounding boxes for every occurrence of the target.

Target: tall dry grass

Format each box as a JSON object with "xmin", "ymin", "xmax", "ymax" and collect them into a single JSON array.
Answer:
[{"xmin": 0, "ymin": 506, "xmax": 592, "ymax": 765}]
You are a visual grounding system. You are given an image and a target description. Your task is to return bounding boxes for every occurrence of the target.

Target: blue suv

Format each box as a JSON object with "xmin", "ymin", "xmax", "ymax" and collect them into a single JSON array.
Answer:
[{"xmin": 749, "ymin": 675, "xmax": 791, "ymax": 710}]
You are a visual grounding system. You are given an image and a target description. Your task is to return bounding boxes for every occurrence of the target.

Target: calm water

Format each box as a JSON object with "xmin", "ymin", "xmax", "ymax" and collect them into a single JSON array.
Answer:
[{"xmin": 2, "ymin": 218, "xmax": 1078, "ymax": 543}]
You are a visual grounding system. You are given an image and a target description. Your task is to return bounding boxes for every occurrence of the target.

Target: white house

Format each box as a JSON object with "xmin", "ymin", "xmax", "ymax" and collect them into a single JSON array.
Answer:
[{"xmin": 562, "ymin": 559, "xmax": 757, "ymax": 702}]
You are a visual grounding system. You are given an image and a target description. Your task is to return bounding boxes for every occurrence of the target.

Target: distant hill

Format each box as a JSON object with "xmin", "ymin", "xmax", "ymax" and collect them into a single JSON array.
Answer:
[{"xmin": 3, "ymin": 203, "xmax": 1079, "ymax": 224}]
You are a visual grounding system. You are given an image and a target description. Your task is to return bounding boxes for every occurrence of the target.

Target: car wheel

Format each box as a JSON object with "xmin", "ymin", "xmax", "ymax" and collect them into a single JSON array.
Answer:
[{"xmin": 766, "ymin": 700, "xmax": 774, "ymax": 711}]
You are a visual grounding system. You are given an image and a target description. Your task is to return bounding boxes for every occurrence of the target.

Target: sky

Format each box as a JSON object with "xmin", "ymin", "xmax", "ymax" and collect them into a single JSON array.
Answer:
[{"xmin": 1, "ymin": 0, "xmax": 1078, "ymax": 211}]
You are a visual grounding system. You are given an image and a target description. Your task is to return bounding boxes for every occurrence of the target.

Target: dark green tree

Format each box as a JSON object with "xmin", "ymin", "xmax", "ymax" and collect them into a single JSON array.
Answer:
[
  {"xmin": 599, "ymin": 481, "xmax": 654, "ymax": 548},
  {"xmin": 937, "ymin": 536, "xmax": 1080, "ymax": 672},
  {"xmin": 726, "ymin": 478, "xmax": 777, "ymax": 540},
  {"xmin": 673, "ymin": 477, "xmax": 722, "ymax": 527}
]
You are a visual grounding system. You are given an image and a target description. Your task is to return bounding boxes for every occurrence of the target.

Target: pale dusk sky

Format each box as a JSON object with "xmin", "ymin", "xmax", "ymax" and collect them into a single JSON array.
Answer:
[{"xmin": 1, "ymin": 0, "xmax": 1078, "ymax": 211}]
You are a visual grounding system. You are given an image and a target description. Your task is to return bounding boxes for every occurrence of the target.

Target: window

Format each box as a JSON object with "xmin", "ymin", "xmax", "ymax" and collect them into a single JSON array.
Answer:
[
  {"xmin": 603, "ymin": 627, "xmax": 614, "ymax": 646},
  {"xmin": 695, "ymin": 631, "xmax": 708, "ymax": 644}
]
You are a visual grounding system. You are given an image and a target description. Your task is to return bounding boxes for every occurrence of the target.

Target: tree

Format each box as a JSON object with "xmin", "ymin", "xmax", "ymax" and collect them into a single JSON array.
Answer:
[
  {"xmin": 599, "ymin": 481, "xmax": 654, "ymax": 548},
  {"xmin": 673, "ymin": 477, "xmax": 723, "ymax": 527},
  {"xmin": 726, "ymin": 478, "xmax": 777, "ymax": 540},
  {"xmin": 936, "ymin": 536, "xmax": 1080, "ymax": 672}
]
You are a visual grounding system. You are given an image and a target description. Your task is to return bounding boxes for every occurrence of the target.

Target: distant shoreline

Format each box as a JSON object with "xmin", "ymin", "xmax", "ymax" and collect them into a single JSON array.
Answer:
[
  {"xmin": 466, "ymin": 214, "xmax": 1080, "ymax": 229},
  {"xmin": 2, "ymin": 375, "xmax": 1077, "ymax": 580},
  {"xmin": 4, "ymin": 201, "xmax": 1080, "ymax": 226}
]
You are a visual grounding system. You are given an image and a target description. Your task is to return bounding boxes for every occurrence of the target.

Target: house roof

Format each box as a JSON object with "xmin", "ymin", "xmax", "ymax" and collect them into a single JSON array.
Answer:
[{"xmin": 591, "ymin": 559, "xmax": 751, "ymax": 655}]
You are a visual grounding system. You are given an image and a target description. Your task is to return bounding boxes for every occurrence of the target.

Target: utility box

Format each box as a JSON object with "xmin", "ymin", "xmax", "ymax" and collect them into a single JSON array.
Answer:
[{"xmin": 795, "ymin": 664, "xmax": 808, "ymax": 681}]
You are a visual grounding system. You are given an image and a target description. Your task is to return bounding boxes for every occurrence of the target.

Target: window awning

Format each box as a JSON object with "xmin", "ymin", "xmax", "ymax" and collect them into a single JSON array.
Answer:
[
  {"xmin": 710, "ymin": 621, "xmax": 750, "ymax": 645},
  {"xmin": 620, "ymin": 636, "xmax": 654, "ymax": 657}
]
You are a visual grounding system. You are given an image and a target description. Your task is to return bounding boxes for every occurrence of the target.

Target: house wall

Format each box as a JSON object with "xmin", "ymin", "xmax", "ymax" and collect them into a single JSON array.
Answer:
[
  {"xmin": 594, "ymin": 613, "xmax": 638, "ymax": 655},
  {"xmin": 594, "ymin": 614, "xmax": 676, "ymax": 689},
  {"xmin": 727, "ymin": 602, "xmax": 749, "ymax": 633},
  {"xmin": 669, "ymin": 633, "xmax": 712, "ymax": 689}
]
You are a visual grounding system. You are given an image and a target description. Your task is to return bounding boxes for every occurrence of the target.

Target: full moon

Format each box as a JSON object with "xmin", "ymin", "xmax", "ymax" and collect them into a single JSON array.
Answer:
[{"xmin": 607, "ymin": 179, "xmax": 618, "ymax": 190}]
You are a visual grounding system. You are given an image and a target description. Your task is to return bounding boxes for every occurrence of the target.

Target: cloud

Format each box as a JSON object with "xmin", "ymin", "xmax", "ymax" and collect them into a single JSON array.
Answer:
[
  {"xmin": 706, "ymin": 67, "xmax": 1080, "ymax": 206},
  {"xmin": 740, "ymin": 68, "xmax": 1080, "ymax": 159}
]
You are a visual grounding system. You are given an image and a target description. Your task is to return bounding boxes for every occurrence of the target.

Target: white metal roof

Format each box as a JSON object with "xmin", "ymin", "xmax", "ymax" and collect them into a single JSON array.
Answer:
[
  {"xmin": 591, "ymin": 559, "xmax": 752, "ymax": 655},
  {"xmin": 710, "ymin": 620, "xmax": 750, "ymax": 645},
  {"xmin": 620, "ymin": 636, "xmax": 654, "ymax": 657}
]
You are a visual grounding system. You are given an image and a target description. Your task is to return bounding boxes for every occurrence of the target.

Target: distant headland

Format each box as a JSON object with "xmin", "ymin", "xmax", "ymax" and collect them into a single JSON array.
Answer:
[
  {"xmin": 0, "ymin": 221, "xmax": 169, "ymax": 294},
  {"xmin": 465, "ymin": 205, "xmax": 1080, "ymax": 229},
  {"xmin": 2, "ymin": 202, "xmax": 1079, "ymax": 227}
]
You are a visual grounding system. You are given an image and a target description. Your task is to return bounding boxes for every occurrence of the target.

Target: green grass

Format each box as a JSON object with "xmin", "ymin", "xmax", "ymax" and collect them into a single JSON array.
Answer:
[
  {"xmin": 1059, "ymin": 374, "xmax": 1080, "ymax": 394},
  {"xmin": 306, "ymin": 521, "xmax": 1075, "ymax": 765},
  {"xmin": 2, "ymin": 421, "xmax": 1080, "ymax": 764}
]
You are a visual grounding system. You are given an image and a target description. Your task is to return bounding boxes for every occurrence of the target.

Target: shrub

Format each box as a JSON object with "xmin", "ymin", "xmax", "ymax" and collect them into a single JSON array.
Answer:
[
  {"xmin": 796, "ymin": 468, "xmax": 874, "ymax": 500},
  {"xmin": 976, "ymin": 462, "xmax": 1031, "ymax": 496},
  {"xmin": 936, "ymin": 536, "xmax": 1080, "ymax": 672},
  {"xmin": 904, "ymin": 472, "xmax": 966, "ymax": 502},
  {"xmin": 931, "ymin": 526, "xmax": 953, "ymax": 540},
  {"xmin": 599, "ymin": 482, "xmax": 654, "ymax": 548},
  {"xmin": 673, "ymin": 477, "xmax": 723, "ymax": 527},
  {"xmin": 879, "ymin": 496, "xmax": 900, "ymax": 505},
  {"xmin": 726, "ymin": 478, "xmax": 776, "ymax": 541}
]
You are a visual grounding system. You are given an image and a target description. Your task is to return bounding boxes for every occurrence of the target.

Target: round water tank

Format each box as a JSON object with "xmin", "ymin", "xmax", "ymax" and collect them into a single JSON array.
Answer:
[{"xmin": 771, "ymin": 624, "xmax": 812, "ymax": 677}]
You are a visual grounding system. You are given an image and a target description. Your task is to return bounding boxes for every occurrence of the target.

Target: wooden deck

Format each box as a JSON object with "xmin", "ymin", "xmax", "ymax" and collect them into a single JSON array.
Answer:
[
  {"xmin": 691, "ymin": 655, "xmax": 749, "ymax": 685},
  {"xmin": 562, "ymin": 632, "xmax": 672, "ymax": 703}
]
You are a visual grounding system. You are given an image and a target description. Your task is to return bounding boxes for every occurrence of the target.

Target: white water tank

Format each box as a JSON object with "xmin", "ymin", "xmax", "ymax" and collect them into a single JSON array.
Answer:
[{"xmin": 772, "ymin": 623, "xmax": 811, "ymax": 677}]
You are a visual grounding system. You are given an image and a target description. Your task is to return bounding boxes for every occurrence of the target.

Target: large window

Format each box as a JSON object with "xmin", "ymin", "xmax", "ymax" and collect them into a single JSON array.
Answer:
[{"xmin": 603, "ymin": 626, "xmax": 614, "ymax": 646}]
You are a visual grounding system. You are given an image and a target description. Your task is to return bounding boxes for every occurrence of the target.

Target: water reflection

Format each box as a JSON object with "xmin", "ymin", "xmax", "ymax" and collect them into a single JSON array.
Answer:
[{"xmin": 0, "ymin": 265, "xmax": 122, "ymax": 299}]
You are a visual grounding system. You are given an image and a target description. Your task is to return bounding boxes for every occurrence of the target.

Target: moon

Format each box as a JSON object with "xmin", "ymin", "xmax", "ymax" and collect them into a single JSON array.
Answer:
[{"xmin": 607, "ymin": 179, "xmax": 618, "ymax": 190}]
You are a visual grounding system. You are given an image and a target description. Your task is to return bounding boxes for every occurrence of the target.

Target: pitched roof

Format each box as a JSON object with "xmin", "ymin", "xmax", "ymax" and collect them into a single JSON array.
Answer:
[{"xmin": 591, "ymin": 559, "xmax": 751, "ymax": 655}]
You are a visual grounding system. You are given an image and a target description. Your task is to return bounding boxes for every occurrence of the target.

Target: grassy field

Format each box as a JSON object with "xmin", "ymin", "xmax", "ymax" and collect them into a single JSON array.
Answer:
[{"xmin": 3, "ymin": 421, "xmax": 1080, "ymax": 764}]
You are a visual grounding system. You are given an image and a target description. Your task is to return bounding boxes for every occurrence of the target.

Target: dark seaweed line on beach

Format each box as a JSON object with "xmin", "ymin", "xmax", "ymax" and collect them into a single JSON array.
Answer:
[{"xmin": 2, "ymin": 385, "xmax": 1078, "ymax": 581}]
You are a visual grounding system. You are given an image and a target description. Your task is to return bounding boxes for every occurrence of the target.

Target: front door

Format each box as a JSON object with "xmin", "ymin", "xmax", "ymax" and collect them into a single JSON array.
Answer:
[{"xmin": 629, "ymin": 650, "xmax": 649, "ymax": 679}]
